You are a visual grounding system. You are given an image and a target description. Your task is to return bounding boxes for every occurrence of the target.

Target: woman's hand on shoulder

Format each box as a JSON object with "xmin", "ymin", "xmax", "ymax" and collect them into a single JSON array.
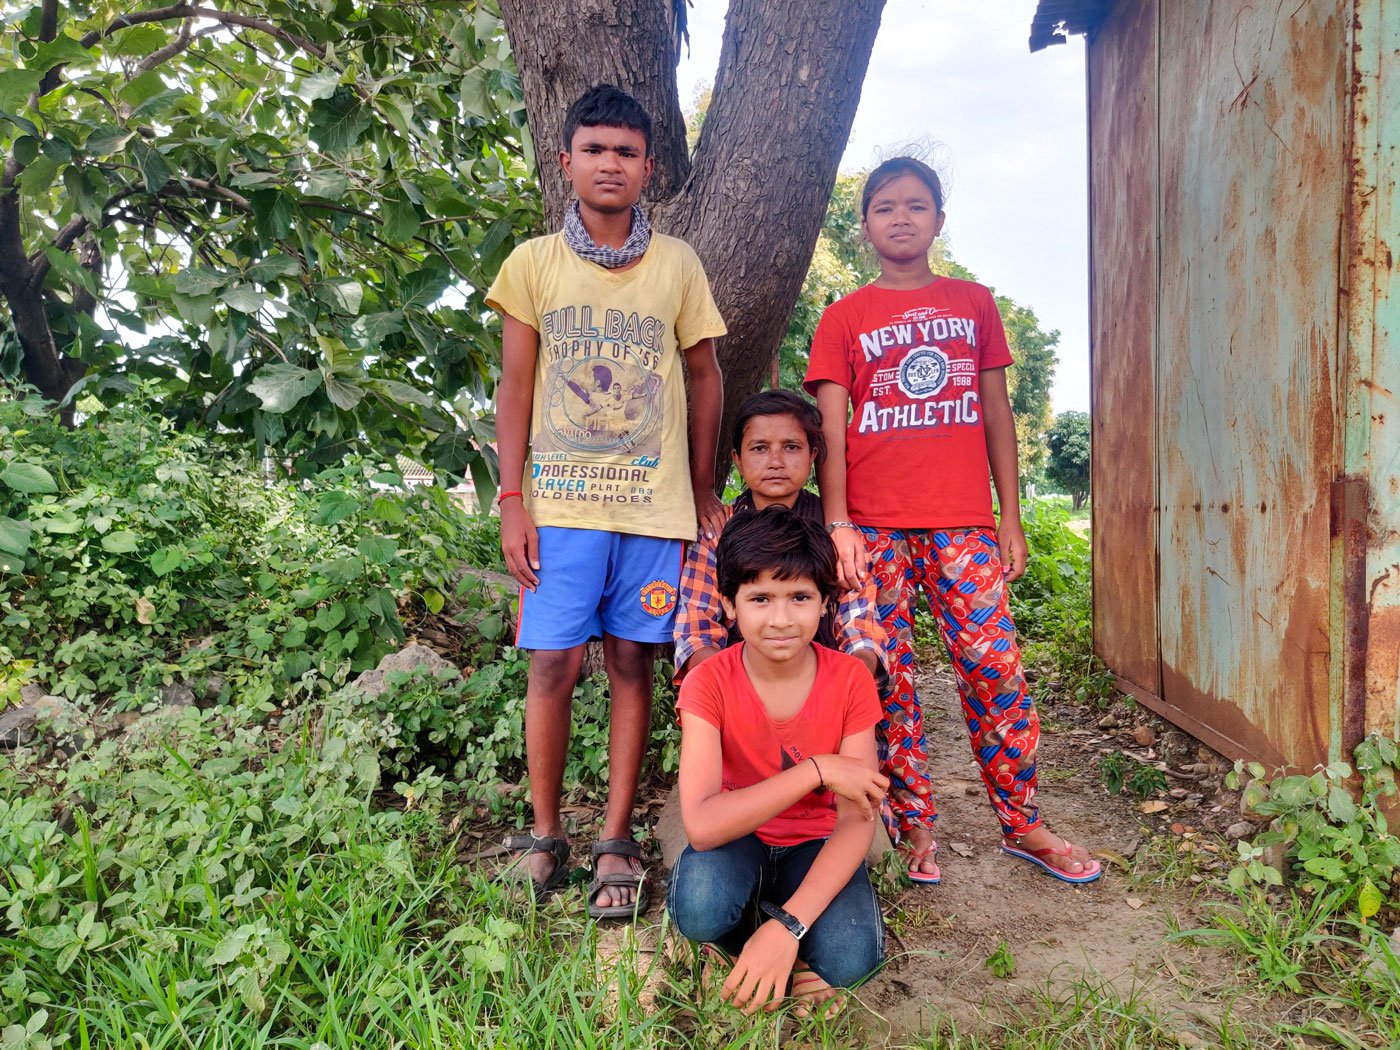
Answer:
[
  {"xmin": 695, "ymin": 488, "xmax": 732, "ymax": 542},
  {"xmin": 829, "ymin": 525, "xmax": 868, "ymax": 591},
  {"xmin": 997, "ymin": 516, "xmax": 1028, "ymax": 583},
  {"xmin": 814, "ymin": 754, "xmax": 887, "ymax": 820},
  {"xmin": 722, "ymin": 920, "xmax": 800, "ymax": 1015}
]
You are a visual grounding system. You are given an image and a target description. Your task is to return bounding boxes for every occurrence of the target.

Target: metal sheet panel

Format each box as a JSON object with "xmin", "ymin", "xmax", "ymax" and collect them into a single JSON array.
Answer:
[
  {"xmin": 1346, "ymin": 0, "xmax": 1400, "ymax": 739},
  {"xmin": 1156, "ymin": 0, "xmax": 1347, "ymax": 769},
  {"xmin": 1087, "ymin": 0, "xmax": 1161, "ymax": 700}
]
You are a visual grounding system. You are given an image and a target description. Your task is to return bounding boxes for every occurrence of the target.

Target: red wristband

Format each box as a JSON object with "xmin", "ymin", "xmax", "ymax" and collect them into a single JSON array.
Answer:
[{"xmin": 497, "ymin": 491, "xmax": 523, "ymax": 504}]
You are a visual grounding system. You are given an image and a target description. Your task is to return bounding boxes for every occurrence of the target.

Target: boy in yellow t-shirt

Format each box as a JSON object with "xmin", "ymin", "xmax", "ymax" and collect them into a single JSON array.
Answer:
[{"xmin": 486, "ymin": 84, "xmax": 728, "ymax": 921}]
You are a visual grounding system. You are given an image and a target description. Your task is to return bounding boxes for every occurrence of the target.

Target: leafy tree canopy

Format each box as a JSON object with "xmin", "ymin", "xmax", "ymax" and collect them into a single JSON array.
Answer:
[
  {"xmin": 1045, "ymin": 408, "xmax": 1091, "ymax": 509},
  {"xmin": 0, "ymin": 0, "xmax": 540, "ymax": 484}
]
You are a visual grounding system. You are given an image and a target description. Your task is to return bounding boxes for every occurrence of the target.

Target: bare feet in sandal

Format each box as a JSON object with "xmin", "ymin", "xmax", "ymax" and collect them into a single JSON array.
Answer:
[
  {"xmin": 790, "ymin": 965, "xmax": 844, "ymax": 1018},
  {"xmin": 901, "ymin": 825, "xmax": 941, "ymax": 883},
  {"xmin": 593, "ymin": 852, "xmax": 643, "ymax": 909},
  {"xmin": 1003, "ymin": 826, "xmax": 1101, "ymax": 883}
]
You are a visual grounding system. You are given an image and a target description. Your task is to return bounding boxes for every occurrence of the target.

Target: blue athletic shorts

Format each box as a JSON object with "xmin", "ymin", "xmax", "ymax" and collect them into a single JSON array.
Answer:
[{"xmin": 515, "ymin": 527, "xmax": 684, "ymax": 649}]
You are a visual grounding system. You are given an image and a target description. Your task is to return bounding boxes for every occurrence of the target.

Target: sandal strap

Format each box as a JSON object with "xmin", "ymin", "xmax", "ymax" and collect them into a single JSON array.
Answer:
[
  {"xmin": 590, "ymin": 837, "xmax": 644, "ymax": 861},
  {"xmin": 592, "ymin": 871, "xmax": 645, "ymax": 888},
  {"xmin": 504, "ymin": 833, "xmax": 570, "ymax": 865}
]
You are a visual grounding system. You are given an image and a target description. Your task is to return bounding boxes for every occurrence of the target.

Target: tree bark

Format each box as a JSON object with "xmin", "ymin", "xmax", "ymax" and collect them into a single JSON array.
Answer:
[{"xmin": 499, "ymin": 0, "xmax": 886, "ymax": 483}]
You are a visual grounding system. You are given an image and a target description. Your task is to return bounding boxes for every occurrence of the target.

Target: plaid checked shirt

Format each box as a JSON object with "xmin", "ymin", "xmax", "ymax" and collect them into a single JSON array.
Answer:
[{"xmin": 673, "ymin": 527, "xmax": 887, "ymax": 679}]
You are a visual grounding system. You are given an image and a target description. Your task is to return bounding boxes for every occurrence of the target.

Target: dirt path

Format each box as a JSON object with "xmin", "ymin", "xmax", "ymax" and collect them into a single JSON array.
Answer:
[{"xmin": 851, "ymin": 661, "xmax": 1244, "ymax": 1041}]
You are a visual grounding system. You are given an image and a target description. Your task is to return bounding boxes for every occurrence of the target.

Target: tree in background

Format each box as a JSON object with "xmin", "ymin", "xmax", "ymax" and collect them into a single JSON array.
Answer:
[
  {"xmin": 1, "ymin": 2, "xmax": 538, "ymax": 482},
  {"xmin": 1045, "ymin": 409, "xmax": 1091, "ymax": 509},
  {"xmin": 498, "ymin": 0, "xmax": 887, "ymax": 481},
  {"xmin": 777, "ymin": 170, "xmax": 1059, "ymax": 483}
]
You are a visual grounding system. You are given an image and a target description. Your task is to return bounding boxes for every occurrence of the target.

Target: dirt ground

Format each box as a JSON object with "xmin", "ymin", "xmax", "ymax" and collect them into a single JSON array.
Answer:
[{"xmin": 848, "ymin": 661, "xmax": 1245, "ymax": 1041}]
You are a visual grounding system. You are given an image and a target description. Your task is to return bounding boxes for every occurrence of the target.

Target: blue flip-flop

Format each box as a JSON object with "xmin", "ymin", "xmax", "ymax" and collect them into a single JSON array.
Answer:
[{"xmin": 1001, "ymin": 838, "xmax": 1102, "ymax": 884}]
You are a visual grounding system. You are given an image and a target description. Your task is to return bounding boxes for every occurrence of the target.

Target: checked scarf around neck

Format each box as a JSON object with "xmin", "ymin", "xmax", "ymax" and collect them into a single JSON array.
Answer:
[{"xmin": 562, "ymin": 200, "xmax": 652, "ymax": 268}]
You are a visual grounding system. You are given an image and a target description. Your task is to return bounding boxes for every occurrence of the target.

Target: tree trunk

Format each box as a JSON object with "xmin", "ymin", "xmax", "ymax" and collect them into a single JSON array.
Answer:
[{"xmin": 499, "ymin": 0, "xmax": 887, "ymax": 484}]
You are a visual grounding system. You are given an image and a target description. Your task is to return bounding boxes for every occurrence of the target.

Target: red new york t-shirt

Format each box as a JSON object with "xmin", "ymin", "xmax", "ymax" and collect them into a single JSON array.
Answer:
[
  {"xmin": 675, "ymin": 644, "xmax": 881, "ymax": 847},
  {"xmin": 804, "ymin": 278, "xmax": 1014, "ymax": 529}
]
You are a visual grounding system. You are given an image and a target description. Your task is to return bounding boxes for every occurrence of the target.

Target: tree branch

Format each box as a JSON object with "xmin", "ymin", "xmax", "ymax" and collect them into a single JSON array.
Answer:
[
  {"xmin": 79, "ymin": 5, "xmax": 324, "ymax": 59},
  {"xmin": 134, "ymin": 17, "xmax": 195, "ymax": 76}
]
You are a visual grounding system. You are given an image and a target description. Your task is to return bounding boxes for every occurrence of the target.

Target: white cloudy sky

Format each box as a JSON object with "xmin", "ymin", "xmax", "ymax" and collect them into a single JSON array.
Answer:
[{"xmin": 677, "ymin": 0, "xmax": 1090, "ymax": 413}]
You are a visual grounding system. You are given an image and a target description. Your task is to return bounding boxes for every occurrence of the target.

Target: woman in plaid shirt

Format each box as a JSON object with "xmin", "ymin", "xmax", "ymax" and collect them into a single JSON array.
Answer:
[{"xmin": 674, "ymin": 390, "xmax": 887, "ymax": 686}]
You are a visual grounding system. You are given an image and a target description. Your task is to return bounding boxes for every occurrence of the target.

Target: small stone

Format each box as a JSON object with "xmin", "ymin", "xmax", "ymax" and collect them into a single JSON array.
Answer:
[
  {"xmin": 1175, "ymin": 1031, "xmax": 1206, "ymax": 1049},
  {"xmin": 1125, "ymin": 897, "xmax": 1144, "ymax": 910},
  {"xmin": 160, "ymin": 682, "xmax": 195, "ymax": 708},
  {"xmin": 1098, "ymin": 714, "xmax": 1120, "ymax": 730},
  {"xmin": 1363, "ymin": 929, "xmax": 1400, "ymax": 982},
  {"xmin": 1131, "ymin": 725, "xmax": 1157, "ymax": 747},
  {"xmin": 1171, "ymin": 822, "xmax": 1186, "ymax": 835},
  {"xmin": 1226, "ymin": 821, "xmax": 1255, "ymax": 841},
  {"xmin": 1169, "ymin": 787, "xmax": 1190, "ymax": 799}
]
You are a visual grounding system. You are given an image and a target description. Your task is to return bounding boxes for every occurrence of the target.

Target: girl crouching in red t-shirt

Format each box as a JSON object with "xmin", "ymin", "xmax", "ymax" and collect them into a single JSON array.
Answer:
[
  {"xmin": 668, "ymin": 508, "xmax": 888, "ymax": 1014},
  {"xmin": 804, "ymin": 156, "xmax": 1100, "ymax": 884}
]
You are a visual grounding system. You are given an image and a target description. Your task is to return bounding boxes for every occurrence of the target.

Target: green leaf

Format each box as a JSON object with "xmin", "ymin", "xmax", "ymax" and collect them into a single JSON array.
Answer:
[
  {"xmin": 132, "ymin": 140, "xmax": 172, "ymax": 191},
  {"xmin": 100, "ymin": 531, "xmax": 140, "ymax": 554},
  {"xmin": 31, "ymin": 35, "xmax": 95, "ymax": 73},
  {"xmin": 85, "ymin": 125, "xmax": 134, "ymax": 157},
  {"xmin": 0, "ymin": 69, "xmax": 42, "ymax": 111},
  {"xmin": 1301, "ymin": 856, "xmax": 1347, "ymax": 883},
  {"xmin": 400, "ymin": 267, "xmax": 449, "ymax": 310},
  {"xmin": 223, "ymin": 285, "xmax": 266, "ymax": 314},
  {"xmin": 1327, "ymin": 785, "xmax": 1358, "ymax": 824},
  {"xmin": 323, "ymin": 278, "xmax": 363, "ymax": 315},
  {"xmin": 244, "ymin": 254, "xmax": 299, "ymax": 283},
  {"xmin": 380, "ymin": 198, "xmax": 421, "ymax": 244},
  {"xmin": 357, "ymin": 536, "xmax": 397, "ymax": 564},
  {"xmin": 0, "ymin": 516, "xmax": 32, "ymax": 556},
  {"xmin": 309, "ymin": 87, "xmax": 371, "ymax": 154},
  {"xmin": 248, "ymin": 364, "xmax": 322, "ymax": 413},
  {"xmin": 118, "ymin": 70, "xmax": 168, "ymax": 109},
  {"xmin": 149, "ymin": 546, "xmax": 185, "ymax": 576},
  {"xmin": 316, "ymin": 490, "xmax": 359, "ymax": 525},
  {"xmin": 0, "ymin": 461, "xmax": 58, "ymax": 494},
  {"xmin": 44, "ymin": 246, "xmax": 99, "ymax": 296},
  {"xmin": 428, "ymin": 430, "xmax": 474, "ymax": 474},
  {"xmin": 422, "ymin": 588, "xmax": 445, "ymax": 615},
  {"xmin": 251, "ymin": 189, "xmax": 295, "ymax": 242},
  {"xmin": 175, "ymin": 268, "xmax": 228, "ymax": 296},
  {"xmin": 324, "ymin": 376, "xmax": 365, "ymax": 411},
  {"xmin": 298, "ymin": 70, "xmax": 341, "ymax": 102}
]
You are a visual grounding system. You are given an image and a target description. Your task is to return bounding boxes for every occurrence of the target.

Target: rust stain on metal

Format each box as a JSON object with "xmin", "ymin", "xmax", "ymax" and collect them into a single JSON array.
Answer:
[{"xmin": 1087, "ymin": 0, "xmax": 1161, "ymax": 701}]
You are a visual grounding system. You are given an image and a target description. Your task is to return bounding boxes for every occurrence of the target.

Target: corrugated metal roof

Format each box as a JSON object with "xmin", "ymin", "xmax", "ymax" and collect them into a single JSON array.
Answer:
[{"xmin": 1028, "ymin": 0, "xmax": 1113, "ymax": 52}]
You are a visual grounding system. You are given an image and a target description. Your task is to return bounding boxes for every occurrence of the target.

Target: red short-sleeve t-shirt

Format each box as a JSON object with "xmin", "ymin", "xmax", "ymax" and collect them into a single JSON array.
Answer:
[
  {"xmin": 675, "ymin": 643, "xmax": 881, "ymax": 847},
  {"xmin": 804, "ymin": 278, "xmax": 1014, "ymax": 529}
]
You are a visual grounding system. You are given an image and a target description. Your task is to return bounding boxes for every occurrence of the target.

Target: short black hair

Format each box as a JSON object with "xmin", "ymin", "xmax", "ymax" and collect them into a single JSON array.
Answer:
[
  {"xmin": 716, "ymin": 507, "xmax": 839, "ymax": 604},
  {"xmin": 731, "ymin": 389, "xmax": 827, "ymax": 466},
  {"xmin": 562, "ymin": 85, "xmax": 654, "ymax": 156},
  {"xmin": 861, "ymin": 156, "xmax": 945, "ymax": 217}
]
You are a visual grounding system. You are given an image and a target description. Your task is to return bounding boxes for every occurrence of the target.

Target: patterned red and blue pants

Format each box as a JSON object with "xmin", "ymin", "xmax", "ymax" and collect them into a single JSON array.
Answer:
[{"xmin": 864, "ymin": 525, "xmax": 1041, "ymax": 841}]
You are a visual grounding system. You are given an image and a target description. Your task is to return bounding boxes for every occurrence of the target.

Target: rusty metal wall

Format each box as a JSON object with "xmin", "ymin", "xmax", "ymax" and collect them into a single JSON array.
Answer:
[
  {"xmin": 1346, "ymin": 0, "xmax": 1400, "ymax": 741},
  {"xmin": 1154, "ymin": 0, "xmax": 1347, "ymax": 769},
  {"xmin": 1087, "ymin": 0, "xmax": 1160, "ymax": 703}
]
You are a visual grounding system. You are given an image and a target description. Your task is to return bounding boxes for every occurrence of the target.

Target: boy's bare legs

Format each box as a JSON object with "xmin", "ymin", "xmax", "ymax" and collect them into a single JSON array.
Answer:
[
  {"xmin": 592, "ymin": 634, "xmax": 653, "ymax": 909},
  {"xmin": 521, "ymin": 644, "xmax": 586, "ymax": 886}
]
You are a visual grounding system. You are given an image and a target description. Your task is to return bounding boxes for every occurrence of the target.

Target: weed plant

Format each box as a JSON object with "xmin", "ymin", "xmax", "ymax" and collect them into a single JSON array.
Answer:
[{"xmin": 0, "ymin": 391, "xmax": 490, "ymax": 707}]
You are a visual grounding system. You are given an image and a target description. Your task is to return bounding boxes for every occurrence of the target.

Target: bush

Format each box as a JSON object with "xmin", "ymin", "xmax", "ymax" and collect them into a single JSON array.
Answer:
[{"xmin": 0, "ymin": 391, "xmax": 494, "ymax": 707}]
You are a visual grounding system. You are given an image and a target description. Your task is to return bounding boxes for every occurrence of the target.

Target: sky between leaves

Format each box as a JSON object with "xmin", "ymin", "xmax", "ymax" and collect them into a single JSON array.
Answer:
[{"xmin": 678, "ymin": 0, "xmax": 1090, "ymax": 414}]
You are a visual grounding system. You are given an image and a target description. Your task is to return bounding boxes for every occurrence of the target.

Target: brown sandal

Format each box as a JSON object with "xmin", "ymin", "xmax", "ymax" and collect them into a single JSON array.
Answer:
[
  {"xmin": 586, "ymin": 838, "xmax": 649, "ymax": 921},
  {"xmin": 500, "ymin": 833, "xmax": 571, "ymax": 901}
]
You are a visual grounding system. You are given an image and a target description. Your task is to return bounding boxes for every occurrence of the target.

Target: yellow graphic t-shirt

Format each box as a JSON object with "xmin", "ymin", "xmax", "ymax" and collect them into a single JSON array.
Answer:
[{"xmin": 486, "ymin": 232, "xmax": 727, "ymax": 541}]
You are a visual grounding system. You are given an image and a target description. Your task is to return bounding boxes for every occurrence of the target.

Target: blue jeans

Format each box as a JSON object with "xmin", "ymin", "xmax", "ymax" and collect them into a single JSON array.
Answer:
[{"xmin": 666, "ymin": 835, "xmax": 885, "ymax": 988}]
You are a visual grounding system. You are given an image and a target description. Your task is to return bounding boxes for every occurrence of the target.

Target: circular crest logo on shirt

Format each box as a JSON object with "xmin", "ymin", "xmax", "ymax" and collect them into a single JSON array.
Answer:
[
  {"xmin": 639, "ymin": 579, "xmax": 678, "ymax": 617},
  {"xmin": 897, "ymin": 346, "xmax": 950, "ymax": 399}
]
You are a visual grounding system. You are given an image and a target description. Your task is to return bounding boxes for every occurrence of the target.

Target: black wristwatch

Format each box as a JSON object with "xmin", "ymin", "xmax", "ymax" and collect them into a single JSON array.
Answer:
[{"xmin": 759, "ymin": 901, "xmax": 808, "ymax": 942}]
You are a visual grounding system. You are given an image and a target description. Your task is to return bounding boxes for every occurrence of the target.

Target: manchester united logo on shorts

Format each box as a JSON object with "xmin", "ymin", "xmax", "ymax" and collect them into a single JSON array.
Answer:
[{"xmin": 639, "ymin": 579, "xmax": 678, "ymax": 617}]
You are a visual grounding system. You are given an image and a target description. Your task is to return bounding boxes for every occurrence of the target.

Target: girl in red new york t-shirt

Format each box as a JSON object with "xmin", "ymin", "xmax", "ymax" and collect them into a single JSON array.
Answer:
[{"xmin": 804, "ymin": 157, "xmax": 1100, "ymax": 885}]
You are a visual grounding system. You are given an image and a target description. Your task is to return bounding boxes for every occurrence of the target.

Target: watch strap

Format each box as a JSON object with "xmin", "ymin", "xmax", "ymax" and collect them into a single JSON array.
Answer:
[{"xmin": 759, "ymin": 901, "xmax": 807, "ymax": 941}]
